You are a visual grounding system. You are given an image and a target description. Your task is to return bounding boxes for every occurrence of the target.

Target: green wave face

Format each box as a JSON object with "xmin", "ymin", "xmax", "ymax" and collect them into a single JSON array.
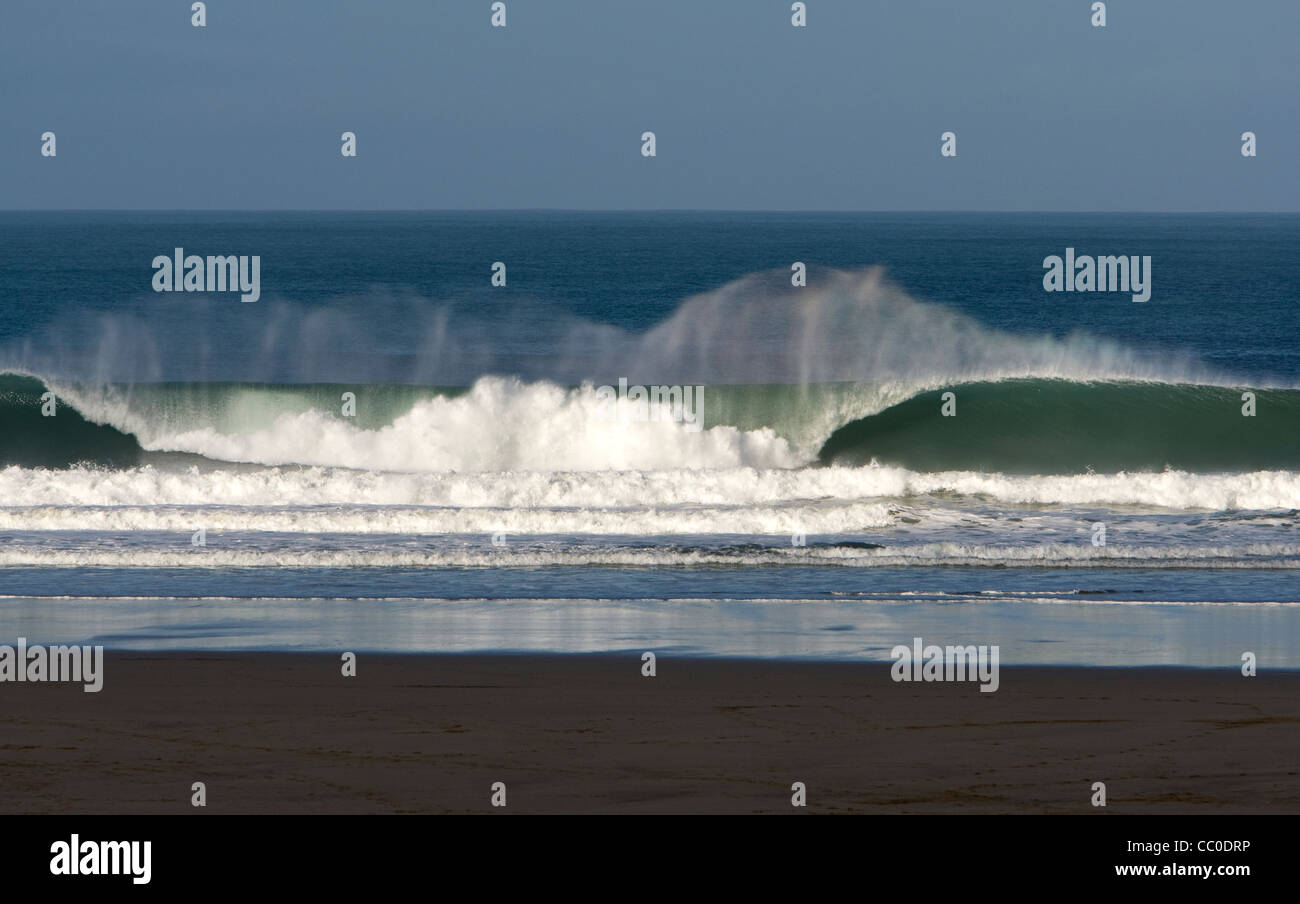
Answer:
[
  {"xmin": 817, "ymin": 379, "xmax": 1300, "ymax": 474},
  {"xmin": 0, "ymin": 375, "xmax": 470, "ymax": 469},
  {"xmin": 0, "ymin": 375, "xmax": 143, "ymax": 468}
]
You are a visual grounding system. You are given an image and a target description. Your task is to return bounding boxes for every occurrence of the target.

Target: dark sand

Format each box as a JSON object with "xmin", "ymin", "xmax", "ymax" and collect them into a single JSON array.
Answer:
[{"xmin": 2, "ymin": 653, "xmax": 1298, "ymax": 814}]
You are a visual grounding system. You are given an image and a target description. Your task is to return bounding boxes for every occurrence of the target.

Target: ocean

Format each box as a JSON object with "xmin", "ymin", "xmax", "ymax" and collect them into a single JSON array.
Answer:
[{"xmin": 2, "ymin": 211, "xmax": 1298, "ymax": 664}]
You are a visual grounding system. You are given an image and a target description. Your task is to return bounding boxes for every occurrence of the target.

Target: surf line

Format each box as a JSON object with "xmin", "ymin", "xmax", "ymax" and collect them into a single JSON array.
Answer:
[
  {"xmin": 1042, "ymin": 247, "xmax": 1151, "ymax": 302},
  {"xmin": 152, "ymin": 247, "xmax": 260, "ymax": 302}
]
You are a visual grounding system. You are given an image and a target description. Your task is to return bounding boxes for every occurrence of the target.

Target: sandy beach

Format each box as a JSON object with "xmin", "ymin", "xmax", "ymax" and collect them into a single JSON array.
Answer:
[{"xmin": 2, "ymin": 652, "xmax": 1297, "ymax": 814}]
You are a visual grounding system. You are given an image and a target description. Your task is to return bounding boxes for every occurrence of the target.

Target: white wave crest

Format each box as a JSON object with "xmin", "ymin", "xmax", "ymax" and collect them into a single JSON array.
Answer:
[{"xmin": 59, "ymin": 377, "xmax": 801, "ymax": 471}]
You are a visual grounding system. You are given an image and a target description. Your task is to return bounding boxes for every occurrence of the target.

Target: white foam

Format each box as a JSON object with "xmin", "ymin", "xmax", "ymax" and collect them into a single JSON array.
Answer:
[
  {"xmin": 63, "ymin": 377, "xmax": 802, "ymax": 471},
  {"xmin": 882, "ymin": 466, "xmax": 1300, "ymax": 511},
  {"xmin": 0, "ymin": 542, "xmax": 1294, "ymax": 569},
  {"xmin": 0, "ymin": 501, "xmax": 897, "ymax": 535},
  {"xmin": 3, "ymin": 461, "xmax": 1298, "ymax": 516}
]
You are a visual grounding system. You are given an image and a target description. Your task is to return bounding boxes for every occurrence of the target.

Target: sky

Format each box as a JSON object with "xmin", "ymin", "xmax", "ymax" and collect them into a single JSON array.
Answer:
[{"xmin": 1, "ymin": 0, "xmax": 1296, "ymax": 211}]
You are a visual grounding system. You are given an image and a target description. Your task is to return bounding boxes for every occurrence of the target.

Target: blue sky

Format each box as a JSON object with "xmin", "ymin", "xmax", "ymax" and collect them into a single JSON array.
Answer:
[{"xmin": 2, "ymin": 0, "xmax": 1296, "ymax": 210}]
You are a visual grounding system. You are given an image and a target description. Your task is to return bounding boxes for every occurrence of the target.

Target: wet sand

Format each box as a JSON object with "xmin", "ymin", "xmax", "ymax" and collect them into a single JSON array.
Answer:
[{"xmin": 2, "ymin": 652, "xmax": 1298, "ymax": 814}]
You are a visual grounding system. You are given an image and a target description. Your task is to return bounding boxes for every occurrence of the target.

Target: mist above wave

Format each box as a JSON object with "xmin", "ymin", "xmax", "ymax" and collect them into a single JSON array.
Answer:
[{"xmin": 2, "ymin": 267, "xmax": 1221, "ymax": 387}]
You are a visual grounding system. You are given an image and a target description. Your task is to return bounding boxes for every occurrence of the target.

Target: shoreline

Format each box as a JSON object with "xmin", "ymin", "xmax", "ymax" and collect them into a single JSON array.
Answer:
[{"xmin": 2, "ymin": 652, "xmax": 1297, "ymax": 814}]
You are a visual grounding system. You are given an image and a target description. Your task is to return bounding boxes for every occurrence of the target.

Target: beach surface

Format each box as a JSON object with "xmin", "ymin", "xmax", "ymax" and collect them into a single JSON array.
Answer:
[{"xmin": 2, "ymin": 652, "xmax": 1297, "ymax": 814}]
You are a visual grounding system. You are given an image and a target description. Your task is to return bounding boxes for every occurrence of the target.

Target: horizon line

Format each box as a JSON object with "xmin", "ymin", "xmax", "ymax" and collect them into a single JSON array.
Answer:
[{"xmin": 1, "ymin": 208, "xmax": 1297, "ymax": 215}]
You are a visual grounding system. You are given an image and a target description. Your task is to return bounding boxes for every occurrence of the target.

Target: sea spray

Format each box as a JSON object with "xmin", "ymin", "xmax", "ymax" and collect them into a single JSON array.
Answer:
[{"xmin": 1, "ymin": 267, "xmax": 1222, "ymax": 387}]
